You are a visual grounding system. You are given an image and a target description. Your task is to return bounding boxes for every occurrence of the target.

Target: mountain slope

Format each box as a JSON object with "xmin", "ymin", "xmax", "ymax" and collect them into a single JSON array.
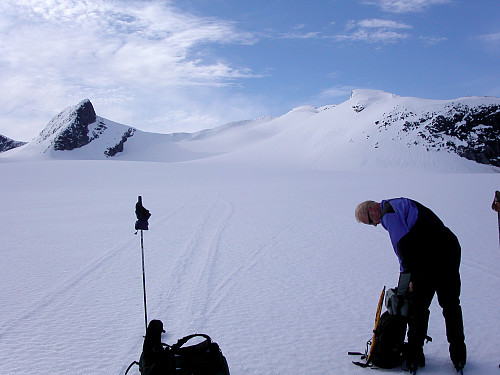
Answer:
[
  {"xmin": 190, "ymin": 90, "xmax": 500, "ymax": 171},
  {"xmin": 0, "ymin": 134, "xmax": 26, "ymax": 152},
  {"xmin": 2, "ymin": 91, "xmax": 499, "ymax": 171}
]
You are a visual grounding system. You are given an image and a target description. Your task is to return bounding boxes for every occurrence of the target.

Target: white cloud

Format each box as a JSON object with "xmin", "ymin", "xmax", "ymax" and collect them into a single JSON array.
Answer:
[
  {"xmin": 260, "ymin": 23, "xmax": 322, "ymax": 40},
  {"xmin": 357, "ymin": 19, "xmax": 412, "ymax": 29},
  {"xmin": 419, "ymin": 35, "xmax": 447, "ymax": 45},
  {"xmin": 336, "ymin": 29, "xmax": 410, "ymax": 43},
  {"xmin": 363, "ymin": 0, "xmax": 451, "ymax": 13},
  {"xmin": 316, "ymin": 85, "xmax": 358, "ymax": 101},
  {"xmin": 0, "ymin": 0, "xmax": 261, "ymax": 139},
  {"xmin": 1, "ymin": 0, "xmax": 257, "ymax": 86},
  {"xmin": 279, "ymin": 30, "xmax": 322, "ymax": 39},
  {"xmin": 478, "ymin": 32, "xmax": 500, "ymax": 43},
  {"xmin": 476, "ymin": 32, "xmax": 500, "ymax": 54},
  {"xmin": 337, "ymin": 18, "xmax": 411, "ymax": 43}
]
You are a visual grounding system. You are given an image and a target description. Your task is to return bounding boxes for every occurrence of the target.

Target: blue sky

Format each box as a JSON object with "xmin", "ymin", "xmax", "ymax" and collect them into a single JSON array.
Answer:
[{"xmin": 1, "ymin": 0, "xmax": 499, "ymax": 140}]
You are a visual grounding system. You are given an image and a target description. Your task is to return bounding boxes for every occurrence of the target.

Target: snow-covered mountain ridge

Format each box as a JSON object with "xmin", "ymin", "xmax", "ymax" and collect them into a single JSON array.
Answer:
[
  {"xmin": 373, "ymin": 99, "xmax": 499, "ymax": 166},
  {"xmin": 0, "ymin": 134, "xmax": 26, "ymax": 153},
  {"xmin": 1, "ymin": 90, "xmax": 499, "ymax": 171},
  {"xmin": 37, "ymin": 99, "xmax": 97, "ymax": 151}
]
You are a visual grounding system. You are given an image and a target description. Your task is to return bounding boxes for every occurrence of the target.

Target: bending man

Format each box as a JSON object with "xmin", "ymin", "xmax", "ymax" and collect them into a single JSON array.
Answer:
[{"xmin": 355, "ymin": 198, "xmax": 466, "ymax": 372}]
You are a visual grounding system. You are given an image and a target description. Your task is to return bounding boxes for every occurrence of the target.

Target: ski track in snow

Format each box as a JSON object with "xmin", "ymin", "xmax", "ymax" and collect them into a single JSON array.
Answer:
[
  {"xmin": 0, "ymin": 237, "xmax": 135, "ymax": 374},
  {"xmin": 0, "ymin": 162, "xmax": 499, "ymax": 375},
  {"xmin": 156, "ymin": 195, "xmax": 235, "ymax": 330}
]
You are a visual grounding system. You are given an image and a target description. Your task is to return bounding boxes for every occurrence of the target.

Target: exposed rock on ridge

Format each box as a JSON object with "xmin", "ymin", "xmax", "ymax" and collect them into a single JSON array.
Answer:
[
  {"xmin": 54, "ymin": 99, "xmax": 97, "ymax": 151},
  {"xmin": 104, "ymin": 128, "xmax": 136, "ymax": 157},
  {"xmin": 0, "ymin": 135, "xmax": 27, "ymax": 152},
  {"xmin": 37, "ymin": 99, "xmax": 97, "ymax": 151},
  {"xmin": 375, "ymin": 102, "xmax": 500, "ymax": 167}
]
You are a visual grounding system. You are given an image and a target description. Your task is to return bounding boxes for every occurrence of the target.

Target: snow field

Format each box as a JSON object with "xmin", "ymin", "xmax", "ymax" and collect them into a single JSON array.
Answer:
[{"xmin": 1, "ymin": 160, "xmax": 499, "ymax": 374}]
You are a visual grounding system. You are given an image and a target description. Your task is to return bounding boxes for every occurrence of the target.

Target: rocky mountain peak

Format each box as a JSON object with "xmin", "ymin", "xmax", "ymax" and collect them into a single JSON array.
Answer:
[
  {"xmin": 0, "ymin": 134, "xmax": 27, "ymax": 152},
  {"xmin": 37, "ymin": 99, "xmax": 97, "ymax": 151}
]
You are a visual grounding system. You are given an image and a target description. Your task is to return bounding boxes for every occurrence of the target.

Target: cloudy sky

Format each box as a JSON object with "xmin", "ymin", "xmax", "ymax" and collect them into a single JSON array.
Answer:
[{"xmin": 1, "ymin": 0, "xmax": 499, "ymax": 140}]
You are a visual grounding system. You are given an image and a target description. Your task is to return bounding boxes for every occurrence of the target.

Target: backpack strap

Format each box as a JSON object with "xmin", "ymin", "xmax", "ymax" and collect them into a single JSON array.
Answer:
[
  {"xmin": 396, "ymin": 272, "xmax": 411, "ymax": 296},
  {"xmin": 124, "ymin": 361, "xmax": 139, "ymax": 375},
  {"xmin": 172, "ymin": 334, "xmax": 212, "ymax": 350}
]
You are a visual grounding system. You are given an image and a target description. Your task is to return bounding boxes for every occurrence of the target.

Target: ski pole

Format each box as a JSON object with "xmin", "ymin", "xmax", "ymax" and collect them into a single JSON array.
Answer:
[
  {"xmin": 140, "ymin": 229, "xmax": 148, "ymax": 332},
  {"xmin": 135, "ymin": 196, "xmax": 151, "ymax": 333}
]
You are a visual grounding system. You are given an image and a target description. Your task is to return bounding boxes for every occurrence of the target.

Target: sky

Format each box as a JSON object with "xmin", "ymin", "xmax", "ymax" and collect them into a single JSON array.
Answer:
[{"xmin": 1, "ymin": 0, "xmax": 499, "ymax": 141}]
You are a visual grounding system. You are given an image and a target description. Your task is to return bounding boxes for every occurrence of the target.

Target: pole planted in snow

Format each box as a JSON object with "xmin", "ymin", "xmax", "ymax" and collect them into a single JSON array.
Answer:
[
  {"xmin": 140, "ymin": 229, "xmax": 148, "ymax": 332},
  {"xmin": 135, "ymin": 196, "xmax": 151, "ymax": 333}
]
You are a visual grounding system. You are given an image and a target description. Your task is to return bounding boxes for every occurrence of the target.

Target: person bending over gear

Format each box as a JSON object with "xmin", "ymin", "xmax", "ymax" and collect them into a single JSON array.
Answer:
[{"xmin": 355, "ymin": 198, "xmax": 466, "ymax": 372}]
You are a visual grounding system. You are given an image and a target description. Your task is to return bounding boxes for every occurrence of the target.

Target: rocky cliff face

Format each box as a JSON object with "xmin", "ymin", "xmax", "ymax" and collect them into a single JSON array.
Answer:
[
  {"xmin": 37, "ymin": 99, "xmax": 97, "ymax": 151},
  {"xmin": 429, "ymin": 103, "xmax": 499, "ymax": 166},
  {"xmin": 0, "ymin": 135, "xmax": 26, "ymax": 152},
  {"xmin": 27, "ymin": 99, "xmax": 138, "ymax": 158},
  {"xmin": 53, "ymin": 99, "xmax": 97, "ymax": 151},
  {"xmin": 374, "ymin": 101, "xmax": 500, "ymax": 167}
]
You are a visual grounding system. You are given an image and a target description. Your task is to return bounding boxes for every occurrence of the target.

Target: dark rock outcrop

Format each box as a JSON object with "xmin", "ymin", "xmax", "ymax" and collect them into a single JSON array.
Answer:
[
  {"xmin": 0, "ymin": 135, "xmax": 27, "ymax": 153},
  {"xmin": 104, "ymin": 128, "xmax": 136, "ymax": 157},
  {"xmin": 53, "ymin": 100, "xmax": 97, "ymax": 151},
  {"xmin": 377, "ymin": 102, "xmax": 500, "ymax": 167},
  {"xmin": 430, "ymin": 104, "xmax": 500, "ymax": 167}
]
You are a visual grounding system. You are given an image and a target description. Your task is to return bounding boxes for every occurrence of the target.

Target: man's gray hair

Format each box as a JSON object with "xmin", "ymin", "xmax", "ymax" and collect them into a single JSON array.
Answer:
[{"xmin": 355, "ymin": 200, "xmax": 378, "ymax": 222}]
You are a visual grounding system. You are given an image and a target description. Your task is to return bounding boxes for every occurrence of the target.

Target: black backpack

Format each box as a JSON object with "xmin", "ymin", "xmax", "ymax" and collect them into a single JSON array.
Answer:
[
  {"xmin": 167, "ymin": 334, "xmax": 230, "ymax": 375},
  {"xmin": 350, "ymin": 273, "xmax": 411, "ymax": 369},
  {"xmin": 368, "ymin": 310, "xmax": 407, "ymax": 368},
  {"xmin": 126, "ymin": 320, "xmax": 230, "ymax": 375}
]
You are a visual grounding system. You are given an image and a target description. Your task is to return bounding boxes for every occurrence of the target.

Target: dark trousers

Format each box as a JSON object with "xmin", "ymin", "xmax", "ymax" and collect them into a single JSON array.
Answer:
[{"xmin": 407, "ymin": 238, "xmax": 466, "ymax": 364}]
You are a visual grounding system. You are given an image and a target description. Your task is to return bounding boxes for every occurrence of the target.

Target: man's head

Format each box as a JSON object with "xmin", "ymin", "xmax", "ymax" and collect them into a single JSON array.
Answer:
[{"xmin": 355, "ymin": 200, "xmax": 381, "ymax": 226}]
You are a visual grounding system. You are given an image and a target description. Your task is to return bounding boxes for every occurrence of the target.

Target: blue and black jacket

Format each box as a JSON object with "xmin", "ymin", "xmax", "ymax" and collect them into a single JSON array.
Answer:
[{"xmin": 380, "ymin": 198, "xmax": 459, "ymax": 274}]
